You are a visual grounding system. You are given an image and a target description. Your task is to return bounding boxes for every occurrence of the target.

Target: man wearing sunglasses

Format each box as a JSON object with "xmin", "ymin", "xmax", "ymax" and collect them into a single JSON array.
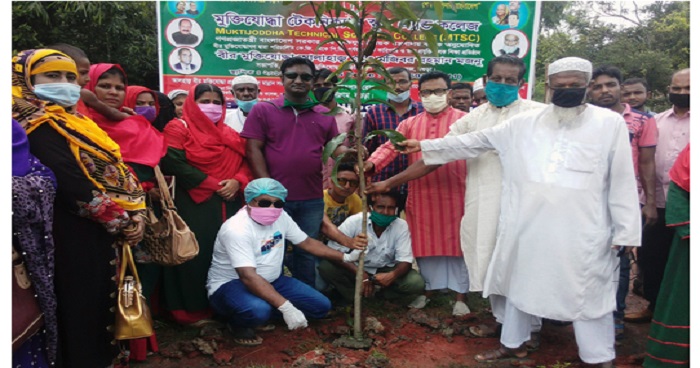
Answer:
[
  {"xmin": 207, "ymin": 178, "xmax": 366, "ymax": 346},
  {"xmin": 319, "ymin": 162, "xmax": 363, "ymax": 245},
  {"xmin": 242, "ymin": 57, "xmax": 353, "ymax": 289},
  {"xmin": 363, "ymin": 71, "xmax": 470, "ymax": 316}
]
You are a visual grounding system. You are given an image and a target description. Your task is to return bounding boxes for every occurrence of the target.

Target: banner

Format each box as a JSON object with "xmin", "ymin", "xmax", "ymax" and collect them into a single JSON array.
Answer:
[{"xmin": 158, "ymin": 1, "xmax": 541, "ymax": 103}]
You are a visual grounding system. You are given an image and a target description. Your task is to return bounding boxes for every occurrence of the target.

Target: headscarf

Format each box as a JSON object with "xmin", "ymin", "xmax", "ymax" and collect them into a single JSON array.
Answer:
[
  {"xmin": 12, "ymin": 49, "xmax": 145, "ymax": 211},
  {"xmin": 85, "ymin": 63, "xmax": 167, "ymax": 167},
  {"xmin": 165, "ymin": 83, "xmax": 250, "ymax": 181},
  {"xmin": 152, "ymin": 90, "xmax": 176, "ymax": 132},
  {"xmin": 12, "ymin": 118, "xmax": 56, "ymax": 182},
  {"xmin": 12, "ymin": 49, "xmax": 78, "ymax": 123},
  {"xmin": 548, "ymin": 57, "xmax": 593, "ymax": 83},
  {"xmin": 244, "ymin": 178, "xmax": 288, "ymax": 203},
  {"xmin": 125, "ymin": 85, "xmax": 160, "ymax": 116}
]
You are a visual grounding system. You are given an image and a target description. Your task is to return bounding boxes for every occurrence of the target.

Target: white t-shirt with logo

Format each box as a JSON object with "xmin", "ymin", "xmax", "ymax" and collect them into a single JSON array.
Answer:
[{"xmin": 206, "ymin": 207, "xmax": 308, "ymax": 296}]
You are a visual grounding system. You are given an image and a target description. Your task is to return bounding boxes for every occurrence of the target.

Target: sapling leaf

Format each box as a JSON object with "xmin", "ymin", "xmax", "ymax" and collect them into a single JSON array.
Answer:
[
  {"xmin": 322, "ymin": 132, "xmax": 348, "ymax": 164},
  {"xmin": 330, "ymin": 152, "xmax": 348, "ymax": 189},
  {"xmin": 364, "ymin": 129, "xmax": 407, "ymax": 151}
]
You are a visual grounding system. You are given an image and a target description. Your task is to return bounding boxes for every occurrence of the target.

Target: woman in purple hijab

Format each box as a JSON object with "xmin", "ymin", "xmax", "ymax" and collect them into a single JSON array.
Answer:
[{"xmin": 12, "ymin": 118, "xmax": 57, "ymax": 367}]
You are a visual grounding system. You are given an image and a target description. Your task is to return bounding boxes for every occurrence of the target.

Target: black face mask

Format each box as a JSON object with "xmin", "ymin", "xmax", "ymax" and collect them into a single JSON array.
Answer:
[
  {"xmin": 551, "ymin": 87, "xmax": 587, "ymax": 108},
  {"xmin": 313, "ymin": 87, "xmax": 335, "ymax": 104},
  {"xmin": 668, "ymin": 93, "xmax": 690, "ymax": 109}
]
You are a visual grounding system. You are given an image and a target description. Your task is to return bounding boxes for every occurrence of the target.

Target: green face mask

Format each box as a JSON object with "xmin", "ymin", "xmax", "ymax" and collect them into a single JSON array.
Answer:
[{"xmin": 370, "ymin": 210, "xmax": 398, "ymax": 227}]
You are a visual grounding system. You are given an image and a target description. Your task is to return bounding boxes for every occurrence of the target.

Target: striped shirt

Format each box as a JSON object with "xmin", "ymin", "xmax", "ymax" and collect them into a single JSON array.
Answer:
[
  {"xmin": 362, "ymin": 100, "xmax": 424, "ymax": 195},
  {"xmin": 367, "ymin": 107, "xmax": 467, "ymax": 257},
  {"xmin": 621, "ymin": 103, "xmax": 657, "ymax": 199}
]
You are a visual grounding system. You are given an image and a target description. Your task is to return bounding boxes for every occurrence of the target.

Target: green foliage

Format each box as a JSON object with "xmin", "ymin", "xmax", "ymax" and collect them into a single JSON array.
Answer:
[
  {"xmin": 322, "ymin": 133, "xmax": 349, "ymax": 164},
  {"xmin": 536, "ymin": 1, "xmax": 689, "ymax": 112},
  {"xmin": 363, "ymin": 129, "xmax": 407, "ymax": 151},
  {"xmin": 12, "ymin": 1, "xmax": 159, "ymax": 88},
  {"xmin": 310, "ymin": 1, "xmax": 441, "ymax": 341}
]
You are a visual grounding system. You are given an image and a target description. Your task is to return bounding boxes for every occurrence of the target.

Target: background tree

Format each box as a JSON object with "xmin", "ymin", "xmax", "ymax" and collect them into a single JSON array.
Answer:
[
  {"xmin": 13, "ymin": 1, "xmax": 159, "ymax": 88},
  {"xmin": 534, "ymin": 1, "xmax": 689, "ymax": 112}
]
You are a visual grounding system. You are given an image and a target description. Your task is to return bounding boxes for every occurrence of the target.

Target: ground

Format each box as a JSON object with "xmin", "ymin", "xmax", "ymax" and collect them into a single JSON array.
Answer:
[{"xmin": 131, "ymin": 286, "xmax": 650, "ymax": 368}]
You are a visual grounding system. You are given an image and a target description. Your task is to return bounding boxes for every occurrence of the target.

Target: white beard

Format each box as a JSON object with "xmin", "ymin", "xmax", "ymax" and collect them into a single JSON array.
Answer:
[{"xmin": 540, "ymin": 104, "xmax": 588, "ymax": 128}]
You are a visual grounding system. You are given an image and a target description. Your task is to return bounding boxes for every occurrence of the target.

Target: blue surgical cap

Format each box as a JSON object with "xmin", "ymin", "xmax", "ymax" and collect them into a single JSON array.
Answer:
[{"xmin": 244, "ymin": 178, "xmax": 288, "ymax": 203}]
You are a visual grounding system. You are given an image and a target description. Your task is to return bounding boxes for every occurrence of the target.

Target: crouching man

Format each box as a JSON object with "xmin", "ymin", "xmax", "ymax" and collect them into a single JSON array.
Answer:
[
  {"xmin": 319, "ymin": 191, "xmax": 425, "ymax": 305},
  {"xmin": 207, "ymin": 178, "xmax": 367, "ymax": 346}
]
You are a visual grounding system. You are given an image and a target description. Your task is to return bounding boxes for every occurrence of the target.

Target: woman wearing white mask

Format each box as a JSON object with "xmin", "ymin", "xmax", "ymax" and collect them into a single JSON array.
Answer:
[
  {"xmin": 12, "ymin": 49, "xmax": 147, "ymax": 367},
  {"xmin": 160, "ymin": 83, "xmax": 253, "ymax": 326}
]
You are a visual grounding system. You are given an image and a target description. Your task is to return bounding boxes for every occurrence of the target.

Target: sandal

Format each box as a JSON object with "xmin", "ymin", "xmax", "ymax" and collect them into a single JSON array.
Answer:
[
  {"xmin": 468, "ymin": 323, "xmax": 501, "ymax": 338},
  {"xmin": 229, "ymin": 326, "xmax": 263, "ymax": 346},
  {"xmin": 474, "ymin": 344, "xmax": 527, "ymax": 363},
  {"xmin": 525, "ymin": 331, "xmax": 541, "ymax": 351}
]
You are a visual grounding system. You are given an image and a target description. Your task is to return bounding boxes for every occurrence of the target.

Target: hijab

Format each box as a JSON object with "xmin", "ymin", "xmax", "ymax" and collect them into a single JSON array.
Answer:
[
  {"xmin": 12, "ymin": 49, "xmax": 145, "ymax": 211},
  {"xmin": 125, "ymin": 85, "xmax": 160, "ymax": 116},
  {"xmin": 85, "ymin": 64, "xmax": 167, "ymax": 167},
  {"xmin": 165, "ymin": 83, "xmax": 249, "ymax": 180}
]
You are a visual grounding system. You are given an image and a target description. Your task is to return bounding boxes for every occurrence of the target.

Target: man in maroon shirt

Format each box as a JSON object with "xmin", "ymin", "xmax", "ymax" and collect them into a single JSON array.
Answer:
[{"xmin": 242, "ymin": 57, "xmax": 350, "ymax": 288}]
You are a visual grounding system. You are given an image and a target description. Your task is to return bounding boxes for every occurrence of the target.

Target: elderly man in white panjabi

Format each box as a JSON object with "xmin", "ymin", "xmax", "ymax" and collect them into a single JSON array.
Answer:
[
  {"xmin": 399, "ymin": 57, "xmax": 641, "ymax": 366},
  {"xmin": 225, "ymin": 75, "xmax": 260, "ymax": 133}
]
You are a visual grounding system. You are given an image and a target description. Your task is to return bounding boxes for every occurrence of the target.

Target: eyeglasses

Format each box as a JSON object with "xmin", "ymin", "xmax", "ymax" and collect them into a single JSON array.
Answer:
[
  {"xmin": 254, "ymin": 199, "xmax": 285, "ymax": 208},
  {"xmin": 337, "ymin": 178, "xmax": 360, "ymax": 188},
  {"xmin": 283, "ymin": 72, "xmax": 314, "ymax": 81},
  {"xmin": 419, "ymin": 88, "xmax": 449, "ymax": 97}
]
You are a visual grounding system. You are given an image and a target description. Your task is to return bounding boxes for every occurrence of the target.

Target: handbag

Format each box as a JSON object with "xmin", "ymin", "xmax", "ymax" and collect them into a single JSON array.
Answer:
[
  {"xmin": 12, "ymin": 247, "xmax": 44, "ymax": 351},
  {"xmin": 142, "ymin": 165, "xmax": 199, "ymax": 266},
  {"xmin": 115, "ymin": 243, "xmax": 154, "ymax": 340}
]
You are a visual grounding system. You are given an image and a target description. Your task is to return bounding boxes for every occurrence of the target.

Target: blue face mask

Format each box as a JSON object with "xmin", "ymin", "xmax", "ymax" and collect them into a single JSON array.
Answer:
[
  {"xmin": 387, "ymin": 90, "xmax": 410, "ymax": 103},
  {"xmin": 33, "ymin": 83, "xmax": 81, "ymax": 107},
  {"xmin": 236, "ymin": 98, "xmax": 258, "ymax": 113},
  {"xmin": 484, "ymin": 81, "xmax": 520, "ymax": 107},
  {"xmin": 134, "ymin": 106, "xmax": 157, "ymax": 123}
]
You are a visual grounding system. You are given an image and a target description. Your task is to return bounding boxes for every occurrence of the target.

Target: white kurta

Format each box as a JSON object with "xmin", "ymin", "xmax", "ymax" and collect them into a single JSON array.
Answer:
[
  {"xmin": 448, "ymin": 99, "xmax": 546, "ymax": 291},
  {"xmin": 422, "ymin": 104, "xmax": 642, "ymax": 320}
]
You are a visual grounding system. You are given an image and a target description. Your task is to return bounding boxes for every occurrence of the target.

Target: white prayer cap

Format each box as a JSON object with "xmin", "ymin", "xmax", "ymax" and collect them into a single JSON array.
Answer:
[
  {"xmin": 472, "ymin": 78, "xmax": 484, "ymax": 92},
  {"xmin": 167, "ymin": 89, "xmax": 188, "ymax": 100},
  {"xmin": 231, "ymin": 75, "xmax": 259, "ymax": 87},
  {"xmin": 548, "ymin": 57, "xmax": 592, "ymax": 82}
]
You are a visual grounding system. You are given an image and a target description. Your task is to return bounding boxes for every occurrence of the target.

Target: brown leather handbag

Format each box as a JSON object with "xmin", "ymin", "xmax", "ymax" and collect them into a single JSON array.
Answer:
[
  {"xmin": 12, "ymin": 247, "xmax": 44, "ymax": 350},
  {"xmin": 142, "ymin": 165, "xmax": 199, "ymax": 266},
  {"xmin": 114, "ymin": 243, "xmax": 153, "ymax": 340}
]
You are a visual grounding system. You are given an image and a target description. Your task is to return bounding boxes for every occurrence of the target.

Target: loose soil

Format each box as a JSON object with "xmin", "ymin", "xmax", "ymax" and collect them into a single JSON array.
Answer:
[{"xmin": 132, "ymin": 289, "xmax": 649, "ymax": 368}]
